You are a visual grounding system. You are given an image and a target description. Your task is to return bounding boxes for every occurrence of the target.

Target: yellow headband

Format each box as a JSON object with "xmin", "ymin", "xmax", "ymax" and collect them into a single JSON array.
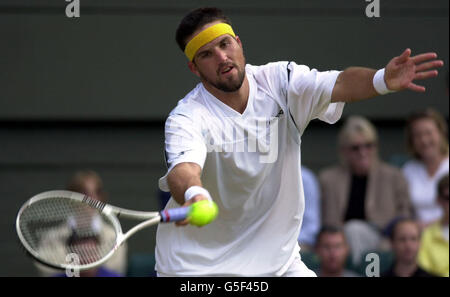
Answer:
[{"xmin": 184, "ymin": 23, "xmax": 236, "ymax": 61}]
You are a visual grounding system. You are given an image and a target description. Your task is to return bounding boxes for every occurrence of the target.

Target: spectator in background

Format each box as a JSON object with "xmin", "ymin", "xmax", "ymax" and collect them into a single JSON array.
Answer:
[
  {"xmin": 418, "ymin": 174, "xmax": 449, "ymax": 277},
  {"xmin": 320, "ymin": 116, "xmax": 412, "ymax": 265},
  {"xmin": 65, "ymin": 170, "xmax": 126, "ymax": 276},
  {"xmin": 298, "ymin": 166, "xmax": 321, "ymax": 251},
  {"xmin": 314, "ymin": 226, "xmax": 360, "ymax": 277},
  {"xmin": 35, "ymin": 170, "xmax": 127, "ymax": 277},
  {"xmin": 403, "ymin": 109, "xmax": 449, "ymax": 227},
  {"xmin": 382, "ymin": 218, "xmax": 435, "ymax": 277}
]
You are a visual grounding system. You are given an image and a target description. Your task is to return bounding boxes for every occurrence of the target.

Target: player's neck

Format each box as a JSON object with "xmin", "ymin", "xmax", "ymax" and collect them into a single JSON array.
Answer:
[{"xmin": 204, "ymin": 76, "xmax": 250, "ymax": 114}]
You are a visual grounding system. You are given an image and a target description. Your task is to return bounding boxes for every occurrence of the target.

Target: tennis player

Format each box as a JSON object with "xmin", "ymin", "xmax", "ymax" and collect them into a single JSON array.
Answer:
[{"xmin": 155, "ymin": 7, "xmax": 443, "ymax": 276}]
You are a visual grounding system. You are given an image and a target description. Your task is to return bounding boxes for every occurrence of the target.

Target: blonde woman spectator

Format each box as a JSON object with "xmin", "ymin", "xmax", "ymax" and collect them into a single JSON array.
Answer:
[
  {"xmin": 403, "ymin": 109, "xmax": 449, "ymax": 227},
  {"xmin": 320, "ymin": 116, "xmax": 412, "ymax": 265}
]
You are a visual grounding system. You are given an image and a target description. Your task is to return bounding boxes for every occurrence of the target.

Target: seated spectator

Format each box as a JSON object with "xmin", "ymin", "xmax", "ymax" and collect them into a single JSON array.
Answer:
[
  {"xmin": 402, "ymin": 109, "xmax": 449, "ymax": 227},
  {"xmin": 314, "ymin": 226, "xmax": 360, "ymax": 277},
  {"xmin": 418, "ymin": 174, "xmax": 449, "ymax": 277},
  {"xmin": 382, "ymin": 218, "xmax": 435, "ymax": 277},
  {"xmin": 298, "ymin": 166, "xmax": 321, "ymax": 251},
  {"xmin": 320, "ymin": 116, "xmax": 412, "ymax": 265},
  {"xmin": 35, "ymin": 170, "xmax": 126, "ymax": 277}
]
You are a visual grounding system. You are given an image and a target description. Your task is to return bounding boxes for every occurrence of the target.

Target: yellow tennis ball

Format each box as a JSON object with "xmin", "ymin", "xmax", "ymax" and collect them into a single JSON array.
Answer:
[{"xmin": 189, "ymin": 200, "xmax": 219, "ymax": 227}]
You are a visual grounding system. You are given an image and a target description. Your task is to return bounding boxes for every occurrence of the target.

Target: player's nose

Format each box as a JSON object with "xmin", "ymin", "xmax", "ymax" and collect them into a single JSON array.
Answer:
[{"xmin": 215, "ymin": 48, "xmax": 228, "ymax": 63}]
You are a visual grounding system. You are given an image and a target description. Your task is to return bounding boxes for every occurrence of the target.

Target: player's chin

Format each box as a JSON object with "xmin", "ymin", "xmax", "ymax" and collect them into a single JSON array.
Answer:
[{"xmin": 218, "ymin": 78, "xmax": 244, "ymax": 93}]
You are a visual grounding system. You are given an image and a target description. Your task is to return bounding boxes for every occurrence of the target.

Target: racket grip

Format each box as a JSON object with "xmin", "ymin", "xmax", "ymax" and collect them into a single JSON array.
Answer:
[{"xmin": 160, "ymin": 206, "xmax": 190, "ymax": 223}]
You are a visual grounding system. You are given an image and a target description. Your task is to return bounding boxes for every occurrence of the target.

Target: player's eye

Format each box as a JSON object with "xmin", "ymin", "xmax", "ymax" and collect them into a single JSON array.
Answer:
[
  {"xmin": 220, "ymin": 40, "xmax": 230, "ymax": 48},
  {"xmin": 199, "ymin": 51, "xmax": 211, "ymax": 59}
]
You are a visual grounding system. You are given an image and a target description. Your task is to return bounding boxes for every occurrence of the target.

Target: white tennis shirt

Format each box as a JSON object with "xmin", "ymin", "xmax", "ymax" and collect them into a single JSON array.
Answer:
[{"xmin": 155, "ymin": 61, "xmax": 345, "ymax": 276}]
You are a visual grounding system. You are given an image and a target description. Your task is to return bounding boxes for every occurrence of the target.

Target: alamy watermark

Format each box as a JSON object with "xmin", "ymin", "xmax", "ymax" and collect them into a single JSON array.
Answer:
[
  {"xmin": 365, "ymin": 0, "xmax": 380, "ymax": 18},
  {"xmin": 65, "ymin": 253, "xmax": 80, "ymax": 277},
  {"xmin": 203, "ymin": 116, "xmax": 280, "ymax": 164},
  {"xmin": 167, "ymin": 115, "xmax": 281, "ymax": 164},
  {"xmin": 365, "ymin": 252, "xmax": 380, "ymax": 277},
  {"xmin": 65, "ymin": 0, "xmax": 80, "ymax": 18}
]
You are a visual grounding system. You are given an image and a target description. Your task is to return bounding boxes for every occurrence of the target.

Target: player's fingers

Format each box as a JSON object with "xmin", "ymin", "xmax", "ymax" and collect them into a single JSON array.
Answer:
[
  {"xmin": 397, "ymin": 48, "xmax": 411, "ymax": 63},
  {"xmin": 408, "ymin": 82, "xmax": 426, "ymax": 92},
  {"xmin": 415, "ymin": 70, "xmax": 439, "ymax": 80},
  {"xmin": 175, "ymin": 195, "xmax": 210, "ymax": 226},
  {"xmin": 176, "ymin": 219, "xmax": 190, "ymax": 226},
  {"xmin": 191, "ymin": 195, "xmax": 209, "ymax": 203},
  {"xmin": 415, "ymin": 60, "xmax": 444, "ymax": 72},
  {"xmin": 411, "ymin": 52, "xmax": 438, "ymax": 64},
  {"xmin": 184, "ymin": 195, "xmax": 210, "ymax": 208}
]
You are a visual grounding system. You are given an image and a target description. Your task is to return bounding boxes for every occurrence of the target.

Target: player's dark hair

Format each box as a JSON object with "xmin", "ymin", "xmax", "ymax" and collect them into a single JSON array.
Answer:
[{"xmin": 175, "ymin": 7, "xmax": 232, "ymax": 52}]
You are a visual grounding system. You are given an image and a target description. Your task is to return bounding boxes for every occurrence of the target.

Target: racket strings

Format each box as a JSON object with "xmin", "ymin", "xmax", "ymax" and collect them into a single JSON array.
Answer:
[{"xmin": 18, "ymin": 197, "xmax": 117, "ymax": 268}]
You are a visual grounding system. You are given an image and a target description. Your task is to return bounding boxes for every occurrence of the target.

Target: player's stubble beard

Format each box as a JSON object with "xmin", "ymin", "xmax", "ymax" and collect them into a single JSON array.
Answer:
[{"xmin": 198, "ymin": 60, "xmax": 246, "ymax": 93}]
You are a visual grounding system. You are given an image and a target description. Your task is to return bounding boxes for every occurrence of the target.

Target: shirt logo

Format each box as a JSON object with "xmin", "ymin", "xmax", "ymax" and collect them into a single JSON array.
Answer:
[{"xmin": 275, "ymin": 109, "xmax": 284, "ymax": 118}]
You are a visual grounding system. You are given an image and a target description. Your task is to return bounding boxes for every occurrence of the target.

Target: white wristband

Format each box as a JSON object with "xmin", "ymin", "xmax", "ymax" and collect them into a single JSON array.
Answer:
[
  {"xmin": 373, "ymin": 68, "xmax": 395, "ymax": 95},
  {"xmin": 184, "ymin": 186, "xmax": 212, "ymax": 202}
]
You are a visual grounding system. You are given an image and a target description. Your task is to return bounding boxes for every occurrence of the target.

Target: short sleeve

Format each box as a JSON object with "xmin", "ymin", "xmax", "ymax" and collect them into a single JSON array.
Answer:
[
  {"xmin": 158, "ymin": 111, "xmax": 207, "ymax": 192},
  {"xmin": 286, "ymin": 62, "xmax": 345, "ymax": 135}
]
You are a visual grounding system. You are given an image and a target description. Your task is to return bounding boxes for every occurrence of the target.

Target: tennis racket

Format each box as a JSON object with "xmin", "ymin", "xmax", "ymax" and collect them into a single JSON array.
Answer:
[{"xmin": 16, "ymin": 190, "xmax": 217, "ymax": 271}]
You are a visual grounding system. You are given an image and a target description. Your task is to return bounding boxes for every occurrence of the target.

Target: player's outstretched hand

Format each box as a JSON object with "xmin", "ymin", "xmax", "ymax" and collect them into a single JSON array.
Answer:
[
  {"xmin": 175, "ymin": 194, "xmax": 210, "ymax": 227},
  {"xmin": 385, "ymin": 48, "xmax": 444, "ymax": 92}
]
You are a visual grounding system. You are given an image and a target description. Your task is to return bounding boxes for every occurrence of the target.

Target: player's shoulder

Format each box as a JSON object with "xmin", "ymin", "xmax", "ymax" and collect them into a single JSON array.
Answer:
[
  {"xmin": 168, "ymin": 84, "xmax": 209, "ymax": 118},
  {"xmin": 246, "ymin": 61, "xmax": 291, "ymax": 78},
  {"xmin": 246, "ymin": 61, "xmax": 293, "ymax": 101},
  {"xmin": 246, "ymin": 61, "xmax": 315, "ymax": 90}
]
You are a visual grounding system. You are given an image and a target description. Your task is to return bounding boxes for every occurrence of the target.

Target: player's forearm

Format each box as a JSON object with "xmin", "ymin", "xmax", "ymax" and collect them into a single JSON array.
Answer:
[
  {"xmin": 331, "ymin": 67, "xmax": 379, "ymax": 103},
  {"xmin": 167, "ymin": 162, "xmax": 203, "ymax": 205}
]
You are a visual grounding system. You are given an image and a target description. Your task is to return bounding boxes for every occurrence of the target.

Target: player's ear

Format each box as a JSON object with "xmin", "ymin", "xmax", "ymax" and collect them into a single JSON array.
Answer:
[
  {"xmin": 235, "ymin": 36, "xmax": 243, "ymax": 48},
  {"xmin": 188, "ymin": 61, "xmax": 200, "ymax": 77}
]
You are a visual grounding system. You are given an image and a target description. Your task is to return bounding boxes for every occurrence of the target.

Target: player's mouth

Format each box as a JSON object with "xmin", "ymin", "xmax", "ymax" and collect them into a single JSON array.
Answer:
[{"xmin": 219, "ymin": 64, "xmax": 235, "ymax": 76}]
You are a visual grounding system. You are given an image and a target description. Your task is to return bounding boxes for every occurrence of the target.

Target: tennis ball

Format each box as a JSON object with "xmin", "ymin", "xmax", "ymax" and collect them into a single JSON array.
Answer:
[{"xmin": 188, "ymin": 200, "xmax": 219, "ymax": 227}]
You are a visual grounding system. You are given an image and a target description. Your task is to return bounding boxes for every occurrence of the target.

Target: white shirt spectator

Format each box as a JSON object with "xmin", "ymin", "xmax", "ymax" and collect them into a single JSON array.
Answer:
[{"xmin": 402, "ymin": 156, "xmax": 449, "ymax": 224}]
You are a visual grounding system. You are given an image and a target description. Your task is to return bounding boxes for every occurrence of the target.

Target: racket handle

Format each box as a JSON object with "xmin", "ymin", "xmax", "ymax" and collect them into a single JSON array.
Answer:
[{"xmin": 160, "ymin": 206, "xmax": 190, "ymax": 223}]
